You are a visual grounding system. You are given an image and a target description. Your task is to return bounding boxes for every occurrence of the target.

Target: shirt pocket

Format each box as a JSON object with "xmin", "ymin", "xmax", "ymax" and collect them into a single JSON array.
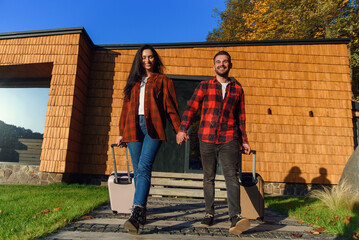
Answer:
[{"xmin": 230, "ymin": 92, "xmax": 240, "ymax": 104}]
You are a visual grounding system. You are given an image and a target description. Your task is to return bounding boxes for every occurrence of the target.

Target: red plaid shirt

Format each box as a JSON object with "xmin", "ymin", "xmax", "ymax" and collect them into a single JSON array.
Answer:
[
  {"xmin": 179, "ymin": 77, "xmax": 248, "ymax": 145},
  {"xmin": 119, "ymin": 73, "xmax": 181, "ymax": 142}
]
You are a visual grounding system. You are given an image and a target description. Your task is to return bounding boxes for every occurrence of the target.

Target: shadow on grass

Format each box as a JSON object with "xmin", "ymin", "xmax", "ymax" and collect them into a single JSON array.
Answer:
[
  {"xmin": 264, "ymin": 196, "xmax": 317, "ymax": 216},
  {"xmin": 336, "ymin": 202, "xmax": 359, "ymax": 239}
]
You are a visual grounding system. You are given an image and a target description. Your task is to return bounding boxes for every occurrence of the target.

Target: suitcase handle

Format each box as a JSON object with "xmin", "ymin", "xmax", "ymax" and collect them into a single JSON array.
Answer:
[
  {"xmin": 250, "ymin": 150, "xmax": 256, "ymax": 184},
  {"xmin": 111, "ymin": 144, "xmax": 131, "ymax": 184},
  {"xmin": 240, "ymin": 150, "xmax": 257, "ymax": 185}
]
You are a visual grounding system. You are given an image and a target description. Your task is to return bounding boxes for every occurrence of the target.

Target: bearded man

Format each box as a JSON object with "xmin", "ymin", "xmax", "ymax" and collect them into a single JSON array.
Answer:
[{"xmin": 176, "ymin": 51, "xmax": 251, "ymax": 234}]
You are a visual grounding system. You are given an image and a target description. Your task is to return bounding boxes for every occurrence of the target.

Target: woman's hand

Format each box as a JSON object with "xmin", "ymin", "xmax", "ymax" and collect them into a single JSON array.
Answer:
[
  {"xmin": 116, "ymin": 136, "xmax": 124, "ymax": 147},
  {"xmin": 176, "ymin": 132, "xmax": 189, "ymax": 145}
]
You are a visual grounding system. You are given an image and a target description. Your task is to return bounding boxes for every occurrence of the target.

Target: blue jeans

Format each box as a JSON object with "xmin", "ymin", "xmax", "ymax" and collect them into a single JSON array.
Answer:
[{"xmin": 127, "ymin": 115, "xmax": 161, "ymax": 207}]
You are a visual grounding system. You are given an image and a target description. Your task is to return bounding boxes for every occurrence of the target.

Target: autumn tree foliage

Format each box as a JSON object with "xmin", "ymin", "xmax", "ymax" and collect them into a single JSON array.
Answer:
[{"xmin": 208, "ymin": 0, "xmax": 359, "ymax": 97}]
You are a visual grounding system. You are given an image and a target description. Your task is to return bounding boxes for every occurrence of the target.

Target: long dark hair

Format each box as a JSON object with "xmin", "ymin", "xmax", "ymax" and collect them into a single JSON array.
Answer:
[{"xmin": 123, "ymin": 45, "xmax": 164, "ymax": 100}]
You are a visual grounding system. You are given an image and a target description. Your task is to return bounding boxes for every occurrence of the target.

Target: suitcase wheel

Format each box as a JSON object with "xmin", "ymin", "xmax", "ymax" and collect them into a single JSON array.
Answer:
[{"xmin": 112, "ymin": 210, "xmax": 118, "ymax": 214}]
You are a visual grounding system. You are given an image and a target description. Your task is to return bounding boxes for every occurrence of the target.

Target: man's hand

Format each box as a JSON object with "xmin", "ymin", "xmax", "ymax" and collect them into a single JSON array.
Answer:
[
  {"xmin": 176, "ymin": 132, "xmax": 189, "ymax": 145},
  {"xmin": 242, "ymin": 143, "xmax": 251, "ymax": 155}
]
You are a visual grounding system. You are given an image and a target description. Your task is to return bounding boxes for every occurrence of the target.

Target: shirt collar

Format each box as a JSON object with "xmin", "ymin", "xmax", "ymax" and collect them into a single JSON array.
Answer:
[
  {"xmin": 147, "ymin": 72, "xmax": 159, "ymax": 82},
  {"xmin": 213, "ymin": 76, "xmax": 234, "ymax": 85}
]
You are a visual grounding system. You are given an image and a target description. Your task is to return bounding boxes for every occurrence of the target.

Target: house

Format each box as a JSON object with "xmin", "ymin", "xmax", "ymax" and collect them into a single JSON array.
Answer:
[{"xmin": 0, "ymin": 27, "xmax": 353, "ymax": 195}]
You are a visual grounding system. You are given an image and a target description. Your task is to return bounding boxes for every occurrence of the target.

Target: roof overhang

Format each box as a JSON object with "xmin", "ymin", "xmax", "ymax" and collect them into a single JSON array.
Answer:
[{"xmin": 0, "ymin": 27, "xmax": 351, "ymax": 50}]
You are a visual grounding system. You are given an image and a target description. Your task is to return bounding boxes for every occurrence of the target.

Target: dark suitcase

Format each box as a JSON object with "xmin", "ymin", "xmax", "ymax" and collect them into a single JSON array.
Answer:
[
  {"xmin": 108, "ymin": 143, "xmax": 135, "ymax": 214},
  {"xmin": 239, "ymin": 150, "xmax": 264, "ymax": 220}
]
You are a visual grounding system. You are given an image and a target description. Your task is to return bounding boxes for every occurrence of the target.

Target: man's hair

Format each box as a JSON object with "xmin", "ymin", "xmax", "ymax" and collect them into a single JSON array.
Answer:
[{"xmin": 213, "ymin": 51, "xmax": 231, "ymax": 63}]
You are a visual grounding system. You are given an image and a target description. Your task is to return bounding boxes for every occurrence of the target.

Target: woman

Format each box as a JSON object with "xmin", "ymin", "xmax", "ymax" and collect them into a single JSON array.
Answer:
[{"xmin": 117, "ymin": 45, "xmax": 181, "ymax": 234}]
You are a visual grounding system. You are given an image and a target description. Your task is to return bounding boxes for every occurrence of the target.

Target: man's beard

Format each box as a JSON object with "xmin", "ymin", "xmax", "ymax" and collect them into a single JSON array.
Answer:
[{"xmin": 215, "ymin": 68, "xmax": 230, "ymax": 77}]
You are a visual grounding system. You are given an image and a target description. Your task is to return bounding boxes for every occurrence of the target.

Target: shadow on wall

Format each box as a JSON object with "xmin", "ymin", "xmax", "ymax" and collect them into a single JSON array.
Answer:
[
  {"xmin": 310, "ymin": 167, "xmax": 331, "ymax": 191},
  {"xmin": 283, "ymin": 166, "xmax": 332, "ymax": 196},
  {"xmin": 283, "ymin": 166, "xmax": 308, "ymax": 196},
  {"xmin": 79, "ymin": 50, "xmax": 119, "ymax": 175}
]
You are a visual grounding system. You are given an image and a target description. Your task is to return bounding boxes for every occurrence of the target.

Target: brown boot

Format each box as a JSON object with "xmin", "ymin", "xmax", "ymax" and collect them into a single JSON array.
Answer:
[
  {"xmin": 229, "ymin": 214, "xmax": 250, "ymax": 234},
  {"xmin": 124, "ymin": 206, "xmax": 141, "ymax": 234},
  {"xmin": 138, "ymin": 207, "xmax": 147, "ymax": 225}
]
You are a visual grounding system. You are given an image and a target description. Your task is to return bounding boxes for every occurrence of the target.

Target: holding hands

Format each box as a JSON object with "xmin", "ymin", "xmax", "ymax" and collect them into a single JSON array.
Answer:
[{"xmin": 176, "ymin": 131, "xmax": 189, "ymax": 145}]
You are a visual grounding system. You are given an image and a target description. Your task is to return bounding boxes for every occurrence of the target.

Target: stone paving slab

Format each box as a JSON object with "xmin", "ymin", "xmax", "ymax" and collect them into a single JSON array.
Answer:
[
  {"xmin": 74, "ymin": 217, "xmax": 314, "ymax": 233},
  {"xmin": 42, "ymin": 197, "xmax": 337, "ymax": 240},
  {"xmin": 43, "ymin": 231, "xmax": 268, "ymax": 240}
]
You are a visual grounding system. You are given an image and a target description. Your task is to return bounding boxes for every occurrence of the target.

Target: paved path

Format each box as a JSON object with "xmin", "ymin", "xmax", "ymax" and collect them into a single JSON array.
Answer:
[{"xmin": 42, "ymin": 197, "xmax": 336, "ymax": 240}]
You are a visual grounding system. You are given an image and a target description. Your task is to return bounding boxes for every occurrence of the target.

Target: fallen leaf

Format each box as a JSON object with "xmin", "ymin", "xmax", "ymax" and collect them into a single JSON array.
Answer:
[
  {"xmin": 39, "ymin": 209, "xmax": 51, "ymax": 215},
  {"xmin": 33, "ymin": 215, "xmax": 37, "ymax": 220},
  {"xmin": 313, "ymin": 227, "xmax": 325, "ymax": 232},
  {"xmin": 67, "ymin": 206, "xmax": 71, "ymax": 209},
  {"xmin": 344, "ymin": 216, "xmax": 351, "ymax": 226},
  {"xmin": 53, "ymin": 207, "xmax": 61, "ymax": 212},
  {"xmin": 306, "ymin": 231, "xmax": 313, "ymax": 234},
  {"xmin": 329, "ymin": 221, "xmax": 337, "ymax": 226},
  {"xmin": 25, "ymin": 200, "xmax": 29, "ymax": 203},
  {"xmin": 0, "ymin": 210, "xmax": 2, "ymax": 214},
  {"xmin": 306, "ymin": 206, "xmax": 311, "ymax": 211},
  {"xmin": 353, "ymin": 235, "xmax": 359, "ymax": 240},
  {"xmin": 297, "ymin": 221, "xmax": 305, "ymax": 224},
  {"xmin": 292, "ymin": 233, "xmax": 302, "ymax": 238},
  {"xmin": 81, "ymin": 215, "xmax": 94, "ymax": 220},
  {"xmin": 312, "ymin": 231, "xmax": 320, "ymax": 235},
  {"xmin": 63, "ymin": 218, "xmax": 67, "ymax": 222}
]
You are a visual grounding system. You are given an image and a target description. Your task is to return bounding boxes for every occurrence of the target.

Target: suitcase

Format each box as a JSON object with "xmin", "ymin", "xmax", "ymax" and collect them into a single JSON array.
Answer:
[
  {"xmin": 108, "ymin": 143, "xmax": 135, "ymax": 214},
  {"xmin": 239, "ymin": 150, "xmax": 265, "ymax": 220}
]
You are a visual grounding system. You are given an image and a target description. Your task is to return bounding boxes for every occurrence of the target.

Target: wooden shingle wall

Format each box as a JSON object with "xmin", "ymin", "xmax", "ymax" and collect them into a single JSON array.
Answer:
[
  {"xmin": 81, "ymin": 49, "xmax": 136, "ymax": 174},
  {"xmin": 0, "ymin": 33, "xmax": 90, "ymax": 173},
  {"xmin": 64, "ymin": 34, "xmax": 92, "ymax": 173},
  {"xmin": 1, "ymin": 30, "xmax": 352, "ymax": 185},
  {"xmin": 103, "ymin": 44, "xmax": 352, "ymax": 184}
]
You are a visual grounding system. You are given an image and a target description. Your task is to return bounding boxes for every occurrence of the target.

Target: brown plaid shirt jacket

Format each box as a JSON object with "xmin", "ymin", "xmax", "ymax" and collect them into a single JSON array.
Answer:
[{"xmin": 119, "ymin": 73, "xmax": 181, "ymax": 142}]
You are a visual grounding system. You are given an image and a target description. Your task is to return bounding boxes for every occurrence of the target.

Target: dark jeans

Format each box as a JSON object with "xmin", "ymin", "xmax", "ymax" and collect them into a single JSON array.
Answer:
[{"xmin": 199, "ymin": 140, "xmax": 241, "ymax": 219}]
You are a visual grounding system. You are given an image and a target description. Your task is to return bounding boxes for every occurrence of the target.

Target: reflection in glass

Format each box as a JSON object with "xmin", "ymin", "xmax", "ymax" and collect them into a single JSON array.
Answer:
[
  {"xmin": 153, "ymin": 79, "xmax": 202, "ymax": 173},
  {"xmin": 0, "ymin": 88, "xmax": 47, "ymax": 165}
]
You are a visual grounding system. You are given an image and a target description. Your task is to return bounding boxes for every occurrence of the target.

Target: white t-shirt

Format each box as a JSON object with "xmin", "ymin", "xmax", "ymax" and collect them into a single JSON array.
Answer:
[
  {"xmin": 220, "ymin": 82, "xmax": 229, "ymax": 99},
  {"xmin": 138, "ymin": 77, "xmax": 148, "ymax": 115}
]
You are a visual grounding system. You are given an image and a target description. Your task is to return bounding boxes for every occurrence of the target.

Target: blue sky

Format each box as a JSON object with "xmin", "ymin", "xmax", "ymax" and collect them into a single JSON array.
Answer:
[{"xmin": 0, "ymin": 0, "xmax": 225, "ymax": 133}]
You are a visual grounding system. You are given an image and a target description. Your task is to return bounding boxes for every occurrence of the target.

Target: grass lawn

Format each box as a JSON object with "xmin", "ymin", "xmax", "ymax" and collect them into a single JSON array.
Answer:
[
  {"xmin": 0, "ymin": 183, "xmax": 109, "ymax": 240},
  {"xmin": 265, "ymin": 196, "xmax": 359, "ymax": 239},
  {"xmin": 1, "ymin": 183, "xmax": 359, "ymax": 240}
]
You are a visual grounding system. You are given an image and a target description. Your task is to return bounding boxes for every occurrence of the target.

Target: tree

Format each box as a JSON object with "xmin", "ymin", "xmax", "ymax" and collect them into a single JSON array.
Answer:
[{"xmin": 208, "ymin": 0, "xmax": 359, "ymax": 97}]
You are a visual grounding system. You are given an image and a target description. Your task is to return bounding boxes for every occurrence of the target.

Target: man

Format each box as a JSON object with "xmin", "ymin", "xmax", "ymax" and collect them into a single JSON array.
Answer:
[{"xmin": 176, "ymin": 51, "xmax": 251, "ymax": 234}]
